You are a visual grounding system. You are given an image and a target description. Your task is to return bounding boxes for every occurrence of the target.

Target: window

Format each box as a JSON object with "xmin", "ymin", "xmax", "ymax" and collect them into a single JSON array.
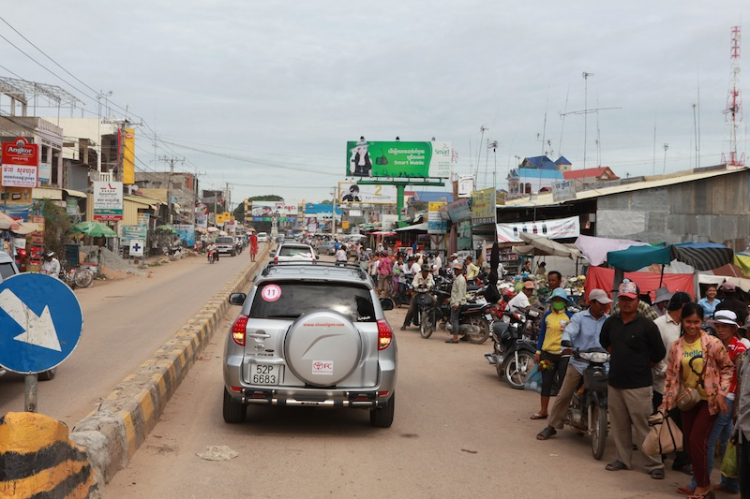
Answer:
[
  {"xmin": 251, "ymin": 282, "xmax": 376, "ymax": 322},
  {"xmin": 278, "ymin": 246, "xmax": 314, "ymax": 258},
  {"xmin": 0, "ymin": 262, "xmax": 17, "ymax": 280}
]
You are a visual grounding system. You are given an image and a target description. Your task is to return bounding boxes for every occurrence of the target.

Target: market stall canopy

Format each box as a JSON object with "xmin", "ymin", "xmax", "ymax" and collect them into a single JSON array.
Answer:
[
  {"xmin": 575, "ymin": 235, "xmax": 650, "ymax": 267},
  {"xmin": 0, "ymin": 212, "xmax": 20, "ymax": 232},
  {"xmin": 607, "ymin": 242, "xmax": 734, "ymax": 272},
  {"xmin": 606, "ymin": 244, "xmax": 672, "ymax": 272},
  {"xmin": 11, "ymin": 221, "xmax": 39, "ymax": 235},
  {"xmin": 672, "ymin": 243, "xmax": 734, "ymax": 271},
  {"xmin": 585, "ymin": 266, "xmax": 695, "ymax": 301},
  {"xmin": 518, "ymin": 233, "xmax": 581, "ymax": 260},
  {"xmin": 207, "ymin": 227, "xmax": 219, "ymax": 233},
  {"xmin": 72, "ymin": 221, "xmax": 119, "ymax": 238}
]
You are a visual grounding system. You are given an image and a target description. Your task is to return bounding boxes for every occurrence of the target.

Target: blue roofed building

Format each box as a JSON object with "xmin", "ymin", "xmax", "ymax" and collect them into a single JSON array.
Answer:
[{"xmin": 508, "ymin": 167, "xmax": 564, "ymax": 196}]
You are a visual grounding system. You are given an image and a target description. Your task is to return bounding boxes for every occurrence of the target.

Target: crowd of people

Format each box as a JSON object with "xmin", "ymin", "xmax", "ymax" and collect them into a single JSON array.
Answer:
[{"xmin": 529, "ymin": 274, "xmax": 750, "ymax": 499}]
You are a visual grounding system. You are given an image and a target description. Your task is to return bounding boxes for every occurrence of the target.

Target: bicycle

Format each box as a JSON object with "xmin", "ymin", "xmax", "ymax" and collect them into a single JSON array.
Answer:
[{"xmin": 59, "ymin": 264, "xmax": 95, "ymax": 289}]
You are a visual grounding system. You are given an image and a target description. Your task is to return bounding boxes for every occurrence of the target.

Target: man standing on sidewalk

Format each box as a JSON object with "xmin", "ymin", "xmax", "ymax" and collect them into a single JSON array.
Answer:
[
  {"xmin": 445, "ymin": 262, "xmax": 467, "ymax": 344},
  {"xmin": 536, "ymin": 289, "xmax": 612, "ymax": 440},
  {"xmin": 599, "ymin": 281, "xmax": 667, "ymax": 479}
]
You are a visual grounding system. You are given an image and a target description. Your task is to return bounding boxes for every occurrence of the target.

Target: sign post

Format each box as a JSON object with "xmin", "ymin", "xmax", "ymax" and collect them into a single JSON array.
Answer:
[{"xmin": 0, "ymin": 274, "xmax": 84, "ymax": 412}]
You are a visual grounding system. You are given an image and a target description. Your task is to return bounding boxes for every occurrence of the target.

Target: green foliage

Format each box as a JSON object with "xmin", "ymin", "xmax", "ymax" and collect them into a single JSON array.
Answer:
[
  {"xmin": 247, "ymin": 195, "xmax": 283, "ymax": 202},
  {"xmin": 33, "ymin": 200, "xmax": 72, "ymax": 256}
]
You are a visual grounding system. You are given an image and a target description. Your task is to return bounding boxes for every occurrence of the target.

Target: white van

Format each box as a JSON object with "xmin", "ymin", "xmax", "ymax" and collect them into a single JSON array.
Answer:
[{"xmin": 256, "ymin": 232, "xmax": 268, "ymax": 242}]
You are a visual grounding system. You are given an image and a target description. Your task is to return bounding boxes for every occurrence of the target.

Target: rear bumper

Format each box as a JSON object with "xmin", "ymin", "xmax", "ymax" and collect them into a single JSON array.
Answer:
[{"xmin": 224, "ymin": 355, "xmax": 397, "ymax": 408}]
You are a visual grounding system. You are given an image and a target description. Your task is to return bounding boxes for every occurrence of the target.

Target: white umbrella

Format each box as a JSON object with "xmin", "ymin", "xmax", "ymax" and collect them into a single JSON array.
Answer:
[
  {"xmin": 207, "ymin": 227, "xmax": 219, "ymax": 233},
  {"xmin": 518, "ymin": 233, "xmax": 581, "ymax": 260}
]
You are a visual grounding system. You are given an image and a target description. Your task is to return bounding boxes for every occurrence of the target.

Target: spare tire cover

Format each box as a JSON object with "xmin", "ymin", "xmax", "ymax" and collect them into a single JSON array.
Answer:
[{"xmin": 285, "ymin": 310, "xmax": 362, "ymax": 386}]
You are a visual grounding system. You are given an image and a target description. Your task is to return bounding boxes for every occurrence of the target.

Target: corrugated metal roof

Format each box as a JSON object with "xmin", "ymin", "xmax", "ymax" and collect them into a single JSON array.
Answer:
[{"xmin": 498, "ymin": 166, "xmax": 747, "ymax": 208}]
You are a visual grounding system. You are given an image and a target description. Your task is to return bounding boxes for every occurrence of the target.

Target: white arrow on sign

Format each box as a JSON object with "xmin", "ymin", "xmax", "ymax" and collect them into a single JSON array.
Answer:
[{"xmin": 0, "ymin": 289, "xmax": 62, "ymax": 352}]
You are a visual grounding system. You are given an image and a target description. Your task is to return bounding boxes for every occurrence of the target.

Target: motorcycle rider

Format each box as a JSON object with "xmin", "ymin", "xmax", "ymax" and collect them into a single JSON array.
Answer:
[
  {"xmin": 507, "ymin": 280, "xmax": 536, "ymax": 313},
  {"xmin": 41, "ymin": 251, "xmax": 61, "ymax": 279},
  {"xmin": 536, "ymin": 288, "xmax": 612, "ymax": 440},
  {"xmin": 207, "ymin": 241, "xmax": 219, "ymax": 262},
  {"xmin": 445, "ymin": 262, "xmax": 467, "ymax": 344},
  {"xmin": 465, "ymin": 256, "xmax": 479, "ymax": 285},
  {"xmin": 401, "ymin": 265, "xmax": 435, "ymax": 331}
]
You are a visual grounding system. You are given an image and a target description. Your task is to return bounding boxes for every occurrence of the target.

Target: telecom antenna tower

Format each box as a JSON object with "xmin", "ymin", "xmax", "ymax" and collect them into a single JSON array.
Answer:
[{"xmin": 722, "ymin": 25, "xmax": 745, "ymax": 167}]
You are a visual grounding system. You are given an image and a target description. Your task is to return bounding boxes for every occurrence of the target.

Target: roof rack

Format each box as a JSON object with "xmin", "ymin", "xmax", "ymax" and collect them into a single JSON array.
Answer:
[{"xmin": 261, "ymin": 261, "xmax": 369, "ymax": 280}]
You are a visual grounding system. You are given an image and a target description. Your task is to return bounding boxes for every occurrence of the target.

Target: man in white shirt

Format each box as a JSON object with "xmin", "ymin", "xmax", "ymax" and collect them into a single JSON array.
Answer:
[
  {"xmin": 507, "ymin": 280, "xmax": 536, "ymax": 313},
  {"xmin": 402, "ymin": 266, "xmax": 435, "ymax": 330},
  {"xmin": 41, "ymin": 251, "xmax": 61, "ymax": 279},
  {"xmin": 410, "ymin": 257, "xmax": 421, "ymax": 275},
  {"xmin": 433, "ymin": 253, "xmax": 442, "ymax": 277}
]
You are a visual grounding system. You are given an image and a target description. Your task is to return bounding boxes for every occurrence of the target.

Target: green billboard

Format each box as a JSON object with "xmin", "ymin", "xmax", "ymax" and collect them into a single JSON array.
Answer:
[{"xmin": 346, "ymin": 139, "xmax": 452, "ymax": 178}]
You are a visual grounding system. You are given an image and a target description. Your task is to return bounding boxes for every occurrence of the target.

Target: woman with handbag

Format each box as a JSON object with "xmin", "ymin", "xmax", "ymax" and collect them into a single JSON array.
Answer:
[{"xmin": 659, "ymin": 303, "xmax": 734, "ymax": 499}]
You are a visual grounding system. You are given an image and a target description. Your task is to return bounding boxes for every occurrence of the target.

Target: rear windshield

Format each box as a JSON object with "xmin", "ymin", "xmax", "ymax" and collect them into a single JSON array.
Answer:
[
  {"xmin": 217, "ymin": 237, "xmax": 234, "ymax": 244},
  {"xmin": 0, "ymin": 262, "xmax": 17, "ymax": 280},
  {"xmin": 278, "ymin": 246, "xmax": 314, "ymax": 258},
  {"xmin": 251, "ymin": 282, "xmax": 376, "ymax": 322}
]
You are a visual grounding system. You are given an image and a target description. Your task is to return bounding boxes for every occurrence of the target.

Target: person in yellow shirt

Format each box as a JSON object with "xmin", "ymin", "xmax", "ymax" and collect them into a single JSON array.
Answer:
[
  {"xmin": 531, "ymin": 287, "xmax": 574, "ymax": 420},
  {"xmin": 465, "ymin": 256, "xmax": 480, "ymax": 285}
]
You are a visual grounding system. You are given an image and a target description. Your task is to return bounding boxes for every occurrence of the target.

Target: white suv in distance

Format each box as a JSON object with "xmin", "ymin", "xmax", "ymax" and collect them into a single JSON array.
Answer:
[
  {"xmin": 272, "ymin": 242, "xmax": 318, "ymax": 264},
  {"xmin": 223, "ymin": 261, "xmax": 397, "ymax": 427},
  {"xmin": 256, "ymin": 232, "xmax": 268, "ymax": 243}
]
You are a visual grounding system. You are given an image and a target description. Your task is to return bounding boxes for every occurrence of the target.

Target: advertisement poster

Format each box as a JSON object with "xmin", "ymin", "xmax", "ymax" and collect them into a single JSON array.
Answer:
[
  {"xmin": 251, "ymin": 201, "xmax": 298, "ymax": 222},
  {"xmin": 304, "ymin": 203, "xmax": 341, "ymax": 219},
  {"xmin": 38, "ymin": 163, "xmax": 51, "ymax": 185},
  {"xmin": 175, "ymin": 224, "xmax": 195, "ymax": 247},
  {"xmin": 338, "ymin": 182, "xmax": 397, "ymax": 204},
  {"xmin": 457, "ymin": 220, "xmax": 473, "ymax": 250},
  {"xmin": 470, "ymin": 188, "xmax": 496, "ymax": 225},
  {"xmin": 346, "ymin": 139, "xmax": 452, "ymax": 178},
  {"xmin": 121, "ymin": 129, "xmax": 135, "ymax": 185},
  {"xmin": 428, "ymin": 202, "xmax": 447, "ymax": 234},
  {"xmin": 446, "ymin": 198, "xmax": 471, "ymax": 222},
  {"xmin": 93, "ymin": 181, "xmax": 124, "ymax": 221},
  {"xmin": 2, "ymin": 137, "xmax": 39, "ymax": 188},
  {"xmin": 496, "ymin": 215, "xmax": 581, "ymax": 243}
]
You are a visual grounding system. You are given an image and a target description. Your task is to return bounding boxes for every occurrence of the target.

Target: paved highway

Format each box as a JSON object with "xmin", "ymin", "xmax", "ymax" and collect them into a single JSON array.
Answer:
[{"xmin": 0, "ymin": 247, "xmax": 261, "ymax": 426}]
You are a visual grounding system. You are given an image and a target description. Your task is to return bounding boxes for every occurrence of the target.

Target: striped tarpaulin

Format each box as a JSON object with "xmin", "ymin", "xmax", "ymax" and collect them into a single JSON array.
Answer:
[{"xmin": 671, "ymin": 243, "xmax": 734, "ymax": 271}]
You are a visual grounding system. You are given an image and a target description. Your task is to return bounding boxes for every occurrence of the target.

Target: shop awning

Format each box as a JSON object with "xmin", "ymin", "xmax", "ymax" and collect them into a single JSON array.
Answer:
[{"xmin": 395, "ymin": 223, "xmax": 428, "ymax": 232}]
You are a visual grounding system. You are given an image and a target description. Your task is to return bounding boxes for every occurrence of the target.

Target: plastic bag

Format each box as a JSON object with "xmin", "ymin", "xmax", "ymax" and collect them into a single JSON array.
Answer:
[
  {"xmin": 524, "ymin": 363, "xmax": 542, "ymax": 393},
  {"xmin": 721, "ymin": 441, "xmax": 738, "ymax": 479}
]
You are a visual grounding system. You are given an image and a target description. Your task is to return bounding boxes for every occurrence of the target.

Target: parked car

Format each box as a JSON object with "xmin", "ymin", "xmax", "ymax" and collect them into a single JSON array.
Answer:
[
  {"xmin": 0, "ymin": 251, "xmax": 56, "ymax": 381},
  {"xmin": 223, "ymin": 261, "xmax": 397, "ymax": 427},
  {"xmin": 317, "ymin": 240, "xmax": 337, "ymax": 255},
  {"xmin": 215, "ymin": 236, "xmax": 237, "ymax": 256},
  {"xmin": 256, "ymin": 232, "xmax": 268, "ymax": 242},
  {"xmin": 272, "ymin": 243, "xmax": 318, "ymax": 264}
]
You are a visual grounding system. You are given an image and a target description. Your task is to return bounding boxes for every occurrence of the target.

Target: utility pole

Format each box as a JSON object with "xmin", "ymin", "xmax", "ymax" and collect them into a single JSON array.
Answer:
[
  {"xmin": 582, "ymin": 72, "xmax": 594, "ymax": 169},
  {"xmin": 159, "ymin": 156, "xmax": 184, "ymax": 224},
  {"xmin": 331, "ymin": 186, "xmax": 338, "ymax": 237},
  {"xmin": 662, "ymin": 144, "xmax": 669, "ymax": 174}
]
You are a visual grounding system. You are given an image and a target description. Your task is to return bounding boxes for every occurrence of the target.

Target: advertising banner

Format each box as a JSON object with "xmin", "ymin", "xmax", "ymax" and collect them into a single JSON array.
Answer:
[
  {"xmin": 304, "ymin": 203, "xmax": 342, "ymax": 219},
  {"xmin": 195, "ymin": 203, "xmax": 208, "ymax": 229},
  {"xmin": 122, "ymin": 129, "xmax": 135, "ymax": 185},
  {"xmin": 38, "ymin": 163, "xmax": 51, "ymax": 185},
  {"xmin": 175, "ymin": 224, "xmax": 195, "ymax": 246},
  {"xmin": 93, "ymin": 181, "xmax": 124, "ymax": 221},
  {"xmin": 251, "ymin": 201, "xmax": 298, "ymax": 222},
  {"xmin": 446, "ymin": 198, "xmax": 471, "ymax": 222},
  {"xmin": 338, "ymin": 182, "xmax": 397, "ymax": 204},
  {"xmin": 2, "ymin": 138, "xmax": 40, "ymax": 188},
  {"xmin": 346, "ymin": 140, "xmax": 452, "ymax": 178},
  {"xmin": 470, "ymin": 188, "xmax": 496, "ymax": 225},
  {"xmin": 428, "ymin": 202, "xmax": 448, "ymax": 234},
  {"xmin": 496, "ymin": 215, "xmax": 580, "ymax": 243},
  {"xmin": 458, "ymin": 175, "xmax": 475, "ymax": 198},
  {"xmin": 1, "ymin": 187, "xmax": 32, "ymax": 205},
  {"xmin": 457, "ymin": 220, "xmax": 473, "ymax": 250}
]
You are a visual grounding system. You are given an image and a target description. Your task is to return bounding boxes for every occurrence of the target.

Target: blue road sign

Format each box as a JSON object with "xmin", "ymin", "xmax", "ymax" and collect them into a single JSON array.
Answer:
[{"xmin": 0, "ymin": 273, "xmax": 83, "ymax": 374}]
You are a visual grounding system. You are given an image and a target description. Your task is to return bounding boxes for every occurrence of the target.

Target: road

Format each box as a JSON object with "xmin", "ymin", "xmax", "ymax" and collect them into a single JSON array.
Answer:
[
  {"xmin": 106, "ymin": 258, "xmax": 689, "ymax": 499},
  {"xmin": 0, "ymin": 247, "xmax": 260, "ymax": 426}
]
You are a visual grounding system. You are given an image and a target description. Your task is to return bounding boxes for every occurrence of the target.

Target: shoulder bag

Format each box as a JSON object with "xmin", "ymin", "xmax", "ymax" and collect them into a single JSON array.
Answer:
[{"xmin": 675, "ymin": 354, "xmax": 705, "ymax": 411}]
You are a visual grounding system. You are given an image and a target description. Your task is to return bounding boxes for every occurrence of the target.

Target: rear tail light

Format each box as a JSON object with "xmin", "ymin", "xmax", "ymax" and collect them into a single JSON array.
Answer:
[
  {"xmin": 377, "ymin": 319, "xmax": 393, "ymax": 350},
  {"xmin": 232, "ymin": 314, "xmax": 248, "ymax": 346}
]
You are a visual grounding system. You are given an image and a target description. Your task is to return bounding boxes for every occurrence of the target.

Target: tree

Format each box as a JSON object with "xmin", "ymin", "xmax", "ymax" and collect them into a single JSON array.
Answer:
[{"xmin": 33, "ymin": 199, "xmax": 72, "ymax": 258}]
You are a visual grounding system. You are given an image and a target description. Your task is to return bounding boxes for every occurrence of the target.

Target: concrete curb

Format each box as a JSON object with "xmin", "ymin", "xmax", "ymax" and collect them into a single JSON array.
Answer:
[{"xmin": 70, "ymin": 248, "xmax": 268, "ymax": 488}]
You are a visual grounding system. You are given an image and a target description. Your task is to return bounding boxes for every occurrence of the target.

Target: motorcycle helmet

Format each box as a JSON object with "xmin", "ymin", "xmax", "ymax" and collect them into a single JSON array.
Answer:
[{"xmin": 43, "ymin": 251, "xmax": 55, "ymax": 259}]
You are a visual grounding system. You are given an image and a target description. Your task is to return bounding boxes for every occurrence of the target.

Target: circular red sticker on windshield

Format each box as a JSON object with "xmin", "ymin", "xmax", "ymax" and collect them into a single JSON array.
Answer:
[{"xmin": 261, "ymin": 284, "xmax": 282, "ymax": 302}]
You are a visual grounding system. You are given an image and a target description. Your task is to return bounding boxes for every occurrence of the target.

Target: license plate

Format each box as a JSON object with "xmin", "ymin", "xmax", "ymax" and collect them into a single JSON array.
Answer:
[
  {"xmin": 485, "ymin": 313, "xmax": 493, "ymax": 321},
  {"xmin": 249, "ymin": 364, "xmax": 282, "ymax": 385}
]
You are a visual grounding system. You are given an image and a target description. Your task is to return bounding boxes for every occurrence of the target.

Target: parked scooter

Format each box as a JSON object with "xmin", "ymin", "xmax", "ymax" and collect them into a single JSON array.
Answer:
[
  {"xmin": 429, "ymin": 288, "xmax": 494, "ymax": 344},
  {"xmin": 562, "ymin": 340, "xmax": 610, "ymax": 460},
  {"xmin": 485, "ymin": 305, "xmax": 540, "ymax": 388}
]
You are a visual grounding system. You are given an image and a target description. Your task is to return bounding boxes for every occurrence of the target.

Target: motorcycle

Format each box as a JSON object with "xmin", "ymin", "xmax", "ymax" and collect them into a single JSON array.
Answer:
[
  {"xmin": 430, "ymin": 288, "xmax": 494, "ymax": 344},
  {"xmin": 393, "ymin": 275, "xmax": 413, "ymax": 308},
  {"xmin": 412, "ymin": 285, "xmax": 436, "ymax": 339},
  {"xmin": 485, "ymin": 305, "xmax": 540, "ymax": 388},
  {"xmin": 208, "ymin": 249, "xmax": 218, "ymax": 264},
  {"xmin": 562, "ymin": 340, "xmax": 610, "ymax": 460}
]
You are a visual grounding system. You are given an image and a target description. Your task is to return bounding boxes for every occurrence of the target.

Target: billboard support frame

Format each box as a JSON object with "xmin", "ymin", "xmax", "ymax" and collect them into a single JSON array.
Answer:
[{"xmin": 353, "ymin": 179, "xmax": 445, "ymax": 225}]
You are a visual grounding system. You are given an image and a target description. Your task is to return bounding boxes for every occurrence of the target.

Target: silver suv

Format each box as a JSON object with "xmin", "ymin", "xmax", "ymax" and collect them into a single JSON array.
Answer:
[{"xmin": 223, "ymin": 261, "xmax": 397, "ymax": 427}]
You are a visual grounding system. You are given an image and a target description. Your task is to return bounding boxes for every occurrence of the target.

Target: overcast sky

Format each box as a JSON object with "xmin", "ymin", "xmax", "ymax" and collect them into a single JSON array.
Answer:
[{"xmin": 1, "ymin": 1, "xmax": 747, "ymax": 206}]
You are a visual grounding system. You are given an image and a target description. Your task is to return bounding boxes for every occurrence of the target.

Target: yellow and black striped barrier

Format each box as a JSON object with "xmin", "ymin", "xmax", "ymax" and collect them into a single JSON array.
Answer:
[{"xmin": 0, "ymin": 412, "xmax": 98, "ymax": 499}]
